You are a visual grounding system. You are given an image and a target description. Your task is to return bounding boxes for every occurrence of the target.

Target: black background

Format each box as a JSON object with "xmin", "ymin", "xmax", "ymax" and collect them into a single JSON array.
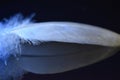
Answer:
[{"xmin": 0, "ymin": 0, "xmax": 119, "ymax": 80}]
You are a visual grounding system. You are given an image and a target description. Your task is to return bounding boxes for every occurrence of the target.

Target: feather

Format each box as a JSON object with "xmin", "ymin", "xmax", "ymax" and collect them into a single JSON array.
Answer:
[
  {"xmin": 0, "ymin": 13, "xmax": 120, "ymax": 79},
  {"xmin": 11, "ymin": 21, "xmax": 120, "ymax": 75},
  {"xmin": 11, "ymin": 22, "xmax": 120, "ymax": 47}
]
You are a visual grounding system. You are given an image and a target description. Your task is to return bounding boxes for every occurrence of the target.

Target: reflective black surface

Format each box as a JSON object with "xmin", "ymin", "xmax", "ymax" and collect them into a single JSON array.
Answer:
[{"xmin": 0, "ymin": 0, "xmax": 119, "ymax": 80}]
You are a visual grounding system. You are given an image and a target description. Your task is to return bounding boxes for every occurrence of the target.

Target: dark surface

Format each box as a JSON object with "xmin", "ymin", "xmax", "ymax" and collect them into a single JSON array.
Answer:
[{"xmin": 0, "ymin": 0, "xmax": 119, "ymax": 80}]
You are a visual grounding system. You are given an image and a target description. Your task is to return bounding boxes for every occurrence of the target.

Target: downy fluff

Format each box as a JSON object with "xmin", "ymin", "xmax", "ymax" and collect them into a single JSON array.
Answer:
[{"xmin": 0, "ymin": 14, "xmax": 34, "ymax": 80}]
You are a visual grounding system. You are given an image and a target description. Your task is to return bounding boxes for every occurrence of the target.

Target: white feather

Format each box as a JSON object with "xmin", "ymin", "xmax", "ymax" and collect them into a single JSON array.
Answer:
[
  {"xmin": 11, "ymin": 22, "xmax": 120, "ymax": 47},
  {"xmin": 0, "ymin": 13, "xmax": 120, "ymax": 80}
]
